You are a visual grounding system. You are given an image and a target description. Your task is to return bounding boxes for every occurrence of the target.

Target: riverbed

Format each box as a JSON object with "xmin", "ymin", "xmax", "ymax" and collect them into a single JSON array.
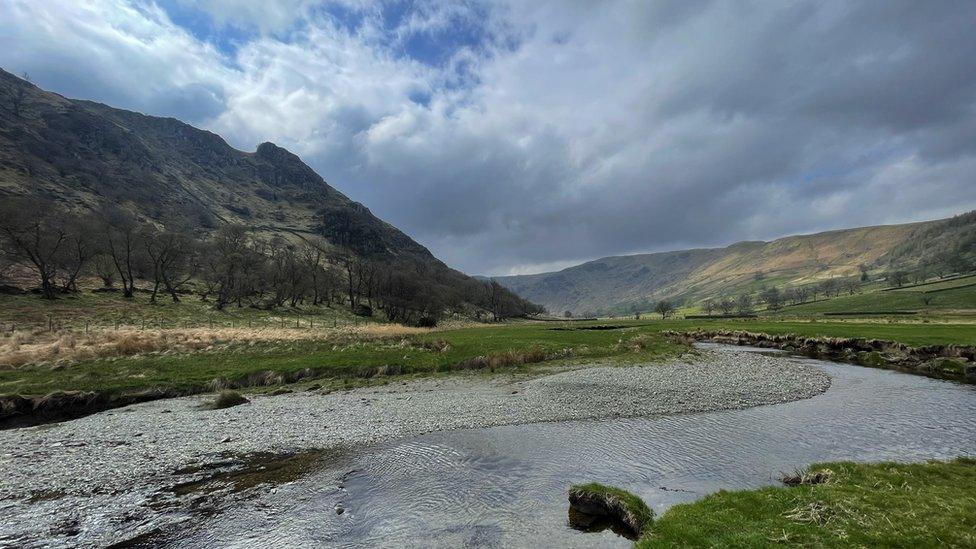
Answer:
[
  {"xmin": 168, "ymin": 345, "xmax": 976, "ymax": 548},
  {"xmin": 3, "ymin": 345, "xmax": 975, "ymax": 547}
]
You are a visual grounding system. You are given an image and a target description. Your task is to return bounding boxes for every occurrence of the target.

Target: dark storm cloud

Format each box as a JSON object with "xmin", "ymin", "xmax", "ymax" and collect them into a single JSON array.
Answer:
[{"xmin": 2, "ymin": 0, "xmax": 975, "ymax": 275}]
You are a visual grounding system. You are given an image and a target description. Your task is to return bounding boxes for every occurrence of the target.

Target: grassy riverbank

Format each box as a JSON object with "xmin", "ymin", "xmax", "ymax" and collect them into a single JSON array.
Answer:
[
  {"xmin": 0, "ymin": 321, "xmax": 684, "ymax": 397},
  {"xmin": 1, "ymin": 283, "xmax": 974, "ymax": 417},
  {"xmin": 636, "ymin": 458, "xmax": 976, "ymax": 547},
  {"xmin": 650, "ymin": 318, "xmax": 976, "ymax": 346},
  {"xmin": 2, "ymin": 313, "xmax": 975, "ymax": 398}
]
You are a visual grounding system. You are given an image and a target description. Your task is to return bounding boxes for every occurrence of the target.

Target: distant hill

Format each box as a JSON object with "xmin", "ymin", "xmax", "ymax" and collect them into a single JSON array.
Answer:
[
  {"xmin": 495, "ymin": 213, "xmax": 976, "ymax": 315},
  {"xmin": 0, "ymin": 68, "xmax": 534, "ymax": 315}
]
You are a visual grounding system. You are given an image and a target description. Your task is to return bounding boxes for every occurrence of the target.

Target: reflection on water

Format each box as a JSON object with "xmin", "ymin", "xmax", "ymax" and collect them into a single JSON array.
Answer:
[{"xmin": 172, "ymin": 346, "xmax": 976, "ymax": 548}]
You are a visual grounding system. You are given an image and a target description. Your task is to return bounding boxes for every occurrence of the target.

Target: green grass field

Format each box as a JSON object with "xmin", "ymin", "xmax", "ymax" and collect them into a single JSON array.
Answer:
[
  {"xmin": 2, "ymin": 284, "xmax": 975, "ymax": 400},
  {"xmin": 3, "ymin": 317, "xmax": 974, "ymax": 398},
  {"xmin": 776, "ymin": 285, "xmax": 976, "ymax": 315},
  {"xmin": 660, "ymin": 318, "xmax": 976, "ymax": 346},
  {"xmin": 0, "ymin": 322, "xmax": 684, "ymax": 396},
  {"xmin": 637, "ymin": 458, "xmax": 976, "ymax": 548},
  {"xmin": 889, "ymin": 274, "xmax": 976, "ymax": 292}
]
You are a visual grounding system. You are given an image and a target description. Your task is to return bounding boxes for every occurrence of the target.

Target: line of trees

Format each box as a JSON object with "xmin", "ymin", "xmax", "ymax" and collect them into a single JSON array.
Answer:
[{"xmin": 0, "ymin": 198, "xmax": 542, "ymax": 324}]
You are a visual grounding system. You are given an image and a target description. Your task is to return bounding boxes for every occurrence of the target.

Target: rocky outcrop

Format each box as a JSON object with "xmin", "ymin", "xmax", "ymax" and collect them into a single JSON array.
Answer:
[{"xmin": 668, "ymin": 329, "xmax": 976, "ymax": 383}]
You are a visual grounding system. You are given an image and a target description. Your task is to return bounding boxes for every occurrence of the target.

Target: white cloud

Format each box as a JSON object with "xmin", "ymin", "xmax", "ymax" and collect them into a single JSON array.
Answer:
[{"xmin": 2, "ymin": 0, "xmax": 975, "ymax": 276}]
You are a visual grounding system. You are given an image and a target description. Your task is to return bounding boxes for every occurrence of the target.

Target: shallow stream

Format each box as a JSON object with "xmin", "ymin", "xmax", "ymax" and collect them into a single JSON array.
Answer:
[{"xmin": 170, "ymin": 345, "xmax": 976, "ymax": 548}]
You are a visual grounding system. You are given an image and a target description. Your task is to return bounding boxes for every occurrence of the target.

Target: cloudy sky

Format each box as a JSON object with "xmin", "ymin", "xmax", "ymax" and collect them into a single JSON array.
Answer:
[{"xmin": 2, "ymin": 1, "xmax": 975, "ymax": 275}]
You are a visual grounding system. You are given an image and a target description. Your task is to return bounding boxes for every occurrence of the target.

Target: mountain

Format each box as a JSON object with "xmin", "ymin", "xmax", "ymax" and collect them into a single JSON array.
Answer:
[
  {"xmin": 495, "ymin": 213, "xmax": 976, "ymax": 315},
  {"xmin": 0, "ymin": 68, "xmax": 534, "ymax": 315}
]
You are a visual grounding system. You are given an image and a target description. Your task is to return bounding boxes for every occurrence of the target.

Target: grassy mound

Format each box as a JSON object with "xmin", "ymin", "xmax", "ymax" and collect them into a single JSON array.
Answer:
[
  {"xmin": 205, "ymin": 390, "xmax": 249, "ymax": 410},
  {"xmin": 637, "ymin": 458, "xmax": 976, "ymax": 547},
  {"xmin": 568, "ymin": 483, "xmax": 654, "ymax": 538}
]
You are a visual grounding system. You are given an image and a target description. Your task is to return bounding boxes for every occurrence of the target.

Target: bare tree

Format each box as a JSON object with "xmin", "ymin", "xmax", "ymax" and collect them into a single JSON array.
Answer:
[
  {"xmin": 482, "ymin": 279, "xmax": 504, "ymax": 321},
  {"xmin": 142, "ymin": 227, "xmax": 196, "ymax": 303},
  {"xmin": 55, "ymin": 215, "xmax": 98, "ymax": 293},
  {"xmin": 795, "ymin": 286, "xmax": 810, "ymax": 304},
  {"xmin": 719, "ymin": 297, "xmax": 736, "ymax": 315},
  {"xmin": 300, "ymin": 241, "xmax": 330, "ymax": 306},
  {"xmin": 858, "ymin": 263, "xmax": 870, "ymax": 282},
  {"xmin": 889, "ymin": 270, "xmax": 908, "ymax": 287},
  {"xmin": 92, "ymin": 254, "xmax": 117, "ymax": 288},
  {"xmin": 702, "ymin": 298, "xmax": 715, "ymax": 315},
  {"xmin": 0, "ymin": 198, "xmax": 68, "ymax": 299},
  {"xmin": 654, "ymin": 300, "xmax": 675, "ymax": 319},
  {"xmin": 99, "ymin": 208, "xmax": 141, "ymax": 298},
  {"xmin": 819, "ymin": 278, "xmax": 839, "ymax": 297},
  {"xmin": 736, "ymin": 294, "xmax": 753, "ymax": 314},
  {"xmin": 760, "ymin": 287, "xmax": 782, "ymax": 310}
]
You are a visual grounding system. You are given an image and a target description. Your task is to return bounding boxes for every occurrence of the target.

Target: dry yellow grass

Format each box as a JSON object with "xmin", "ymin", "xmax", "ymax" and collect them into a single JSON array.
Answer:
[{"xmin": 0, "ymin": 321, "xmax": 444, "ymax": 368}]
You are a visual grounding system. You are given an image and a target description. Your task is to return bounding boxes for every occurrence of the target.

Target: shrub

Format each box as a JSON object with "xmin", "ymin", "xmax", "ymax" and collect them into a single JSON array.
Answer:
[
  {"xmin": 206, "ymin": 390, "xmax": 249, "ymax": 410},
  {"xmin": 415, "ymin": 316, "xmax": 437, "ymax": 328}
]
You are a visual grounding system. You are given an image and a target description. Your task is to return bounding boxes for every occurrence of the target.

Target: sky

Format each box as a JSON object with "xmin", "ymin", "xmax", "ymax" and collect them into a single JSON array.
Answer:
[{"xmin": 2, "ymin": 0, "xmax": 975, "ymax": 276}]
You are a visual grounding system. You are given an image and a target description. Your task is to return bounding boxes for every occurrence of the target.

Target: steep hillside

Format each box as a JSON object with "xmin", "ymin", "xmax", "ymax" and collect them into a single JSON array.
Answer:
[
  {"xmin": 0, "ymin": 69, "xmax": 533, "ymax": 315},
  {"xmin": 0, "ymin": 69, "xmax": 430, "ymax": 260},
  {"xmin": 496, "ymin": 214, "xmax": 976, "ymax": 315}
]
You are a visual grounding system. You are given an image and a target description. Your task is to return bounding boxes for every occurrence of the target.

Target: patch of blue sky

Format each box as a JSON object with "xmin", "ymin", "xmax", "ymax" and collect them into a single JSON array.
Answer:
[{"xmin": 154, "ymin": 0, "xmax": 257, "ymax": 56}]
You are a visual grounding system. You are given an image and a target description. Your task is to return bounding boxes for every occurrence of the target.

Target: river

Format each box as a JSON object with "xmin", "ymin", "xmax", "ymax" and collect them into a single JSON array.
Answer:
[{"xmin": 168, "ymin": 345, "xmax": 976, "ymax": 548}]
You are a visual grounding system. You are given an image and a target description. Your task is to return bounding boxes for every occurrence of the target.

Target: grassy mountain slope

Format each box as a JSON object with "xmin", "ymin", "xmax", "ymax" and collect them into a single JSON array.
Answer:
[{"xmin": 497, "ymin": 214, "xmax": 976, "ymax": 315}]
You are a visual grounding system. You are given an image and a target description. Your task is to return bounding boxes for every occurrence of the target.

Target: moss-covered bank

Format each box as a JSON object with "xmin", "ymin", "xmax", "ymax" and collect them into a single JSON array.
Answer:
[{"xmin": 579, "ymin": 458, "xmax": 976, "ymax": 548}]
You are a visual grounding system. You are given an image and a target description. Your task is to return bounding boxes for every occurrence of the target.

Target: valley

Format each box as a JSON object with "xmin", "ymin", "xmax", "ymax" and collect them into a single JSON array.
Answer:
[{"xmin": 2, "ymin": 11, "xmax": 976, "ymax": 546}]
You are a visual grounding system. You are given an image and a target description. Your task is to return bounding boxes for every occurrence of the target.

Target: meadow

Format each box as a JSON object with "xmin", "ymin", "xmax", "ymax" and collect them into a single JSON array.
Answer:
[
  {"xmin": 1, "ymin": 286, "xmax": 974, "ymax": 403},
  {"xmin": 637, "ymin": 458, "xmax": 976, "ymax": 547}
]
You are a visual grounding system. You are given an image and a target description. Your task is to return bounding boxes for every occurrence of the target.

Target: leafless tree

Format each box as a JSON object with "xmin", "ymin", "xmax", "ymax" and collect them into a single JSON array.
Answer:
[
  {"xmin": 142, "ymin": 226, "xmax": 196, "ymax": 303},
  {"xmin": 99, "ymin": 207, "xmax": 141, "ymax": 298},
  {"xmin": 0, "ymin": 198, "xmax": 68, "ymax": 299},
  {"xmin": 654, "ymin": 300, "xmax": 675, "ymax": 319},
  {"xmin": 736, "ymin": 294, "xmax": 753, "ymax": 314},
  {"xmin": 760, "ymin": 287, "xmax": 782, "ymax": 310},
  {"xmin": 889, "ymin": 270, "xmax": 908, "ymax": 287}
]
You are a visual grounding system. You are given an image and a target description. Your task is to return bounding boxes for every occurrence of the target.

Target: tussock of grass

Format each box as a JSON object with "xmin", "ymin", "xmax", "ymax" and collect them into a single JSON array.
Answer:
[
  {"xmin": 780, "ymin": 467, "xmax": 833, "ymax": 486},
  {"xmin": 205, "ymin": 390, "xmax": 249, "ymax": 410},
  {"xmin": 569, "ymin": 483, "xmax": 654, "ymax": 538},
  {"xmin": 637, "ymin": 458, "xmax": 976, "ymax": 548}
]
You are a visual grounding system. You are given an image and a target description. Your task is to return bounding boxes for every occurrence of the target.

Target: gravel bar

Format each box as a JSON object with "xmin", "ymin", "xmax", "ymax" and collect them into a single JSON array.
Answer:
[{"xmin": 0, "ymin": 347, "xmax": 830, "ymax": 547}]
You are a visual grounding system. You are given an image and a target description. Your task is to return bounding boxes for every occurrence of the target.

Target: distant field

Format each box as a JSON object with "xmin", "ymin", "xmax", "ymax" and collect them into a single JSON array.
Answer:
[
  {"xmin": 774, "ymin": 285, "xmax": 976, "ymax": 315},
  {"xmin": 889, "ymin": 274, "xmax": 976, "ymax": 292},
  {"xmin": 647, "ymin": 318, "xmax": 976, "ymax": 346}
]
